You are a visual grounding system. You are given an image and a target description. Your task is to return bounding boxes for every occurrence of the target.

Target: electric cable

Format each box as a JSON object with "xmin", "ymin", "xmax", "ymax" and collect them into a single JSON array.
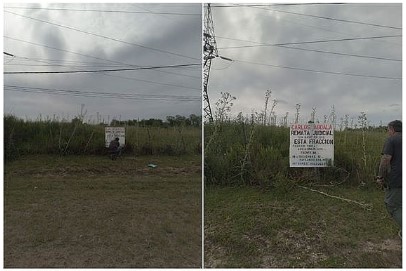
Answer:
[
  {"xmin": 232, "ymin": 58, "xmax": 401, "ymax": 80},
  {"xmin": 216, "ymin": 36, "xmax": 401, "ymax": 62},
  {"xmin": 218, "ymin": 35, "xmax": 401, "ymax": 49},
  {"xmin": 4, "ymin": 6, "xmax": 201, "ymax": 16},
  {"xmin": 211, "ymin": 4, "xmax": 402, "ymax": 30},
  {"xmin": 4, "ymin": 36, "xmax": 201, "ymax": 79},
  {"xmin": 4, "ymin": 85, "xmax": 201, "ymax": 101},
  {"xmin": 4, "ymin": 63, "xmax": 200, "ymax": 74},
  {"xmin": 5, "ymin": 10, "xmax": 200, "ymax": 61}
]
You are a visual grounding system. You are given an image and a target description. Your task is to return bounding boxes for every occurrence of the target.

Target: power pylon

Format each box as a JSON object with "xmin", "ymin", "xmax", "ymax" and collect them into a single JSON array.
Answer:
[
  {"xmin": 203, "ymin": 4, "xmax": 218, "ymax": 123},
  {"xmin": 203, "ymin": 4, "xmax": 232, "ymax": 123}
]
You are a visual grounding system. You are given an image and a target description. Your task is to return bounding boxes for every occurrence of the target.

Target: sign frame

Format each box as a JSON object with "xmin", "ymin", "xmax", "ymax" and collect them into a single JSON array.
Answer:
[
  {"xmin": 105, "ymin": 127, "xmax": 126, "ymax": 147},
  {"xmin": 289, "ymin": 123, "xmax": 334, "ymax": 167}
]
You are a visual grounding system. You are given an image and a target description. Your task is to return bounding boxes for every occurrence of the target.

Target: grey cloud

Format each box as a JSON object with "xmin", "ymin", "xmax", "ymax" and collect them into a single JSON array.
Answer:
[
  {"xmin": 208, "ymin": 4, "xmax": 401, "ymax": 125},
  {"xmin": 4, "ymin": 3, "xmax": 201, "ymax": 121}
]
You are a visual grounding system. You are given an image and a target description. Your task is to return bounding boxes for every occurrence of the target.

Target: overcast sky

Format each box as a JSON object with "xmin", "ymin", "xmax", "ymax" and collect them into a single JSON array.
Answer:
[
  {"xmin": 4, "ymin": 3, "xmax": 202, "ymax": 123},
  {"xmin": 207, "ymin": 3, "xmax": 402, "ymax": 127}
]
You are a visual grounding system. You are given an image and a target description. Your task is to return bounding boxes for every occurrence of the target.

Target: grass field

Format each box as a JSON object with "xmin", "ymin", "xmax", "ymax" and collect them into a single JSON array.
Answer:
[
  {"xmin": 4, "ymin": 154, "xmax": 202, "ymax": 268},
  {"xmin": 205, "ymin": 185, "xmax": 401, "ymax": 268}
]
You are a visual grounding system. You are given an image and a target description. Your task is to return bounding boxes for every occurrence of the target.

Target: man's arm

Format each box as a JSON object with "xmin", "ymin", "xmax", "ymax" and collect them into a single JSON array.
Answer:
[
  {"xmin": 377, "ymin": 154, "xmax": 392, "ymax": 187},
  {"xmin": 378, "ymin": 154, "xmax": 392, "ymax": 177}
]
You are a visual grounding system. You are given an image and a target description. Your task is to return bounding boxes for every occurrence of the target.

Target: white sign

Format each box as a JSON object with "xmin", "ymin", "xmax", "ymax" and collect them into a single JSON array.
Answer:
[
  {"xmin": 290, "ymin": 123, "xmax": 334, "ymax": 167},
  {"xmin": 105, "ymin": 127, "xmax": 126, "ymax": 147}
]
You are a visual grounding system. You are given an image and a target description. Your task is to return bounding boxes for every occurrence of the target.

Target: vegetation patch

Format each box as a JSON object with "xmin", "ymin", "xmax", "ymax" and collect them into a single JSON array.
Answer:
[
  {"xmin": 205, "ymin": 185, "xmax": 401, "ymax": 268},
  {"xmin": 4, "ymin": 114, "xmax": 201, "ymax": 161}
]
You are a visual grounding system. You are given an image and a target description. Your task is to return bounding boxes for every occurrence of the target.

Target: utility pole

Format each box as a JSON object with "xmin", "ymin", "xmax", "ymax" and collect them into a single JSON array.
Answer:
[
  {"xmin": 203, "ymin": 4, "xmax": 232, "ymax": 123},
  {"xmin": 203, "ymin": 4, "xmax": 217, "ymax": 123}
]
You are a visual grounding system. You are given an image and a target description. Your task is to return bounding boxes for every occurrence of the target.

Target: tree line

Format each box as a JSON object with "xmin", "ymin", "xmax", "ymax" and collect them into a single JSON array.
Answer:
[{"xmin": 107, "ymin": 114, "xmax": 202, "ymax": 128}]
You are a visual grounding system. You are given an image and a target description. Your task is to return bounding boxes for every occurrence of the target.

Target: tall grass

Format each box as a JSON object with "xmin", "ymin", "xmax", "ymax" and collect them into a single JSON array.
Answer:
[
  {"xmin": 4, "ymin": 115, "xmax": 201, "ymax": 162},
  {"xmin": 205, "ymin": 121, "xmax": 386, "ymax": 187},
  {"xmin": 205, "ymin": 92, "xmax": 387, "ymax": 187}
]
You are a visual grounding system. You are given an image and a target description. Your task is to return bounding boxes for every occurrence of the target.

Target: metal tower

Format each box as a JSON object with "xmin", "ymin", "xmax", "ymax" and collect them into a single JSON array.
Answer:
[{"xmin": 203, "ymin": 4, "xmax": 218, "ymax": 123}]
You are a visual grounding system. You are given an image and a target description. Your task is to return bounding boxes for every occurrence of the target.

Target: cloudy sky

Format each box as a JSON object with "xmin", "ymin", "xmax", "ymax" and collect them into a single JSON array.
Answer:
[
  {"xmin": 4, "ymin": 3, "xmax": 201, "ymax": 123},
  {"xmin": 207, "ymin": 3, "xmax": 402, "ymax": 127}
]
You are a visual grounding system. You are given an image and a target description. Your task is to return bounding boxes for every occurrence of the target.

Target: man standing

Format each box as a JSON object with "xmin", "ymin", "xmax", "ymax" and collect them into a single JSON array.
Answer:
[
  {"xmin": 109, "ymin": 137, "xmax": 122, "ymax": 160},
  {"xmin": 376, "ymin": 120, "xmax": 402, "ymax": 238}
]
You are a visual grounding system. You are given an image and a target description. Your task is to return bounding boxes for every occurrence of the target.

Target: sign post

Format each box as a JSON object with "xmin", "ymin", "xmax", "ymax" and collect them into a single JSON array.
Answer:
[
  {"xmin": 289, "ymin": 123, "xmax": 334, "ymax": 167},
  {"xmin": 105, "ymin": 127, "xmax": 126, "ymax": 147}
]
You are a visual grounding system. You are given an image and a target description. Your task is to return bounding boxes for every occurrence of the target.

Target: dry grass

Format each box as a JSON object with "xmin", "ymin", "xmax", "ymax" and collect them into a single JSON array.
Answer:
[{"xmin": 4, "ymin": 154, "xmax": 202, "ymax": 268}]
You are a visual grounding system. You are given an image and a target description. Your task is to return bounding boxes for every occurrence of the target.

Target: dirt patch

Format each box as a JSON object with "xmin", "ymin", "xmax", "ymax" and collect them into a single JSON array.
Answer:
[
  {"xmin": 204, "ymin": 243, "xmax": 228, "ymax": 268},
  {"xmin": 262, "ymin": 229, "xmax": 328, "ymax": 267},
  {"xmin": 146, "ymin": 165, "xmax": 201, "ymax": 175},
  {"xmin": 6, "ymin": 163, "xmax": 200, "ymax": 178},
  {"xmin": 359, "ymin": 238, "xmax": 402, "ymax": 267},
  {"xmin": 362, "ymin": 238, "xmax": 402, "ymax": 252}
]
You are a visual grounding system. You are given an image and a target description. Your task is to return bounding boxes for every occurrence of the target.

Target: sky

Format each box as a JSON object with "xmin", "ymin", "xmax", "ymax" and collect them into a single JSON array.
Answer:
[
  {"xmin": 3, "ymin": 3, "xmax": 202, "ymax": 123},
  {"xmin": 206, "ymin": 3, "xmax": 402, "ymax": 127}
]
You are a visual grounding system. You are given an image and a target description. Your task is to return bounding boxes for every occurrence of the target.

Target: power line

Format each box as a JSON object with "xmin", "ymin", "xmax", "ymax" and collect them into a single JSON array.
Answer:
[
  {"xmin": 4, "ymin": 64, "xmax": 200, "ymax": 90},
  {"xmin": 4, "ymin": 52, "xmax": 200, "ymax": 91},
  {"xmin": 4, "ymin": 6, "xmax": 201, "ymax": 16},
  {"xmin": 211, "ymin": 3, "xmax": 398, "ymax": 7},
  {"xmin": 96, "ymin": 72, "xmax": 201, "ymax": 91},
  {"xmin": 212, "ymin": 5, "xmax": 401, "ymax": 48},
  {"xmin": 5, "ymin": 63, "xmax": 132, "ymax": 68},
  {"xmin": 211, "ymin": 4, "xmax": 402, "ymax": 30},
  {"xmin": 211, "ymin": 3, "xmax": 347, "ymax": 7},
  {"xmin": 3, "ymin": 52, "xmax": 143, "ymax": 68},
  {"xmin": 4, "ymin": 36, "xmax": 201, "ymax": 79},
  {"xmin": 216, "ymin": 36, "xmax": 401, "ymax": 62},
  {"xmin": 257, "ymin": 7, "xmax": 402, "ymax": 30},
  {"xmin": 275, "ymin": 44, "xmax": 401, "ymax": 62},
  {"xmin": 4, "ymin": 63, "xmax": 200, "ymax": 74},
  {"xmin": 5, "ymin": 10, "xmax": 200, "ymax": 61},
  {"xmin": 3, "ymin": 51, "xmax": 200, "ymax": 71},
  {"xmin": 4, "ymin": 85, "xmax": 200, "ymax": 102},
  {"xmin": 218, "ymin": 35, "xmax": 401, "ymax": 49},
  {"xmin": 282, "ymin": 9, "xmax": 401, "ymax": 30},
  {"xmin": 232, "ymin": 58, "xmax": 401, "ymax": 80}
]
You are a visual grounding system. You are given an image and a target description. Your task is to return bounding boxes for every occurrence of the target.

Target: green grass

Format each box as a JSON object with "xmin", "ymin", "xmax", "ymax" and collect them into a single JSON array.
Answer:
[
  {"xmin": 4, "ymin": 154, "xmax": 202, "ymax": 268},
  {"xmin": 205, "ymin": 185, "xmax": 401, "ymax": 268}
]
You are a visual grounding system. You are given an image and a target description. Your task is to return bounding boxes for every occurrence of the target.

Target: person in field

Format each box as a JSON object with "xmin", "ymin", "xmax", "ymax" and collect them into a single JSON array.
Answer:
[
  {"xmin": 109, "ymin": 137, "xmax": 123, "ymax": 160},
  {"xmin": 376, "ymin": 120, "xmax": 402, "ymax": 238}
]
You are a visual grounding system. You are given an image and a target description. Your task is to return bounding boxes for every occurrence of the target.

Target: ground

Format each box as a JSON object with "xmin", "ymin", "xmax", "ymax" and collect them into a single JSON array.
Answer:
[
  {"xmin": 205, "ymin": 185, "xmax": 402, "ymax": 268},
  {"xmin": 4, "ymin": 154, "xmax": 201, "ymax": 268}
]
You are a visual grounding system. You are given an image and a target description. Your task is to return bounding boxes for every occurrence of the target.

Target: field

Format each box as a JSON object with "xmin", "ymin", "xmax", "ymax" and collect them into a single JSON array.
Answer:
[
  {"xmin": 204, "ymin": 118, "xmax": 401, "ymax": 268},
  {"xmin": 205, "ymin": 185, "xmax": 401, "ymax": 268},
  {"xmin": 4, "ymin": 154, "xmax": 202, "ymax": 268}
]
